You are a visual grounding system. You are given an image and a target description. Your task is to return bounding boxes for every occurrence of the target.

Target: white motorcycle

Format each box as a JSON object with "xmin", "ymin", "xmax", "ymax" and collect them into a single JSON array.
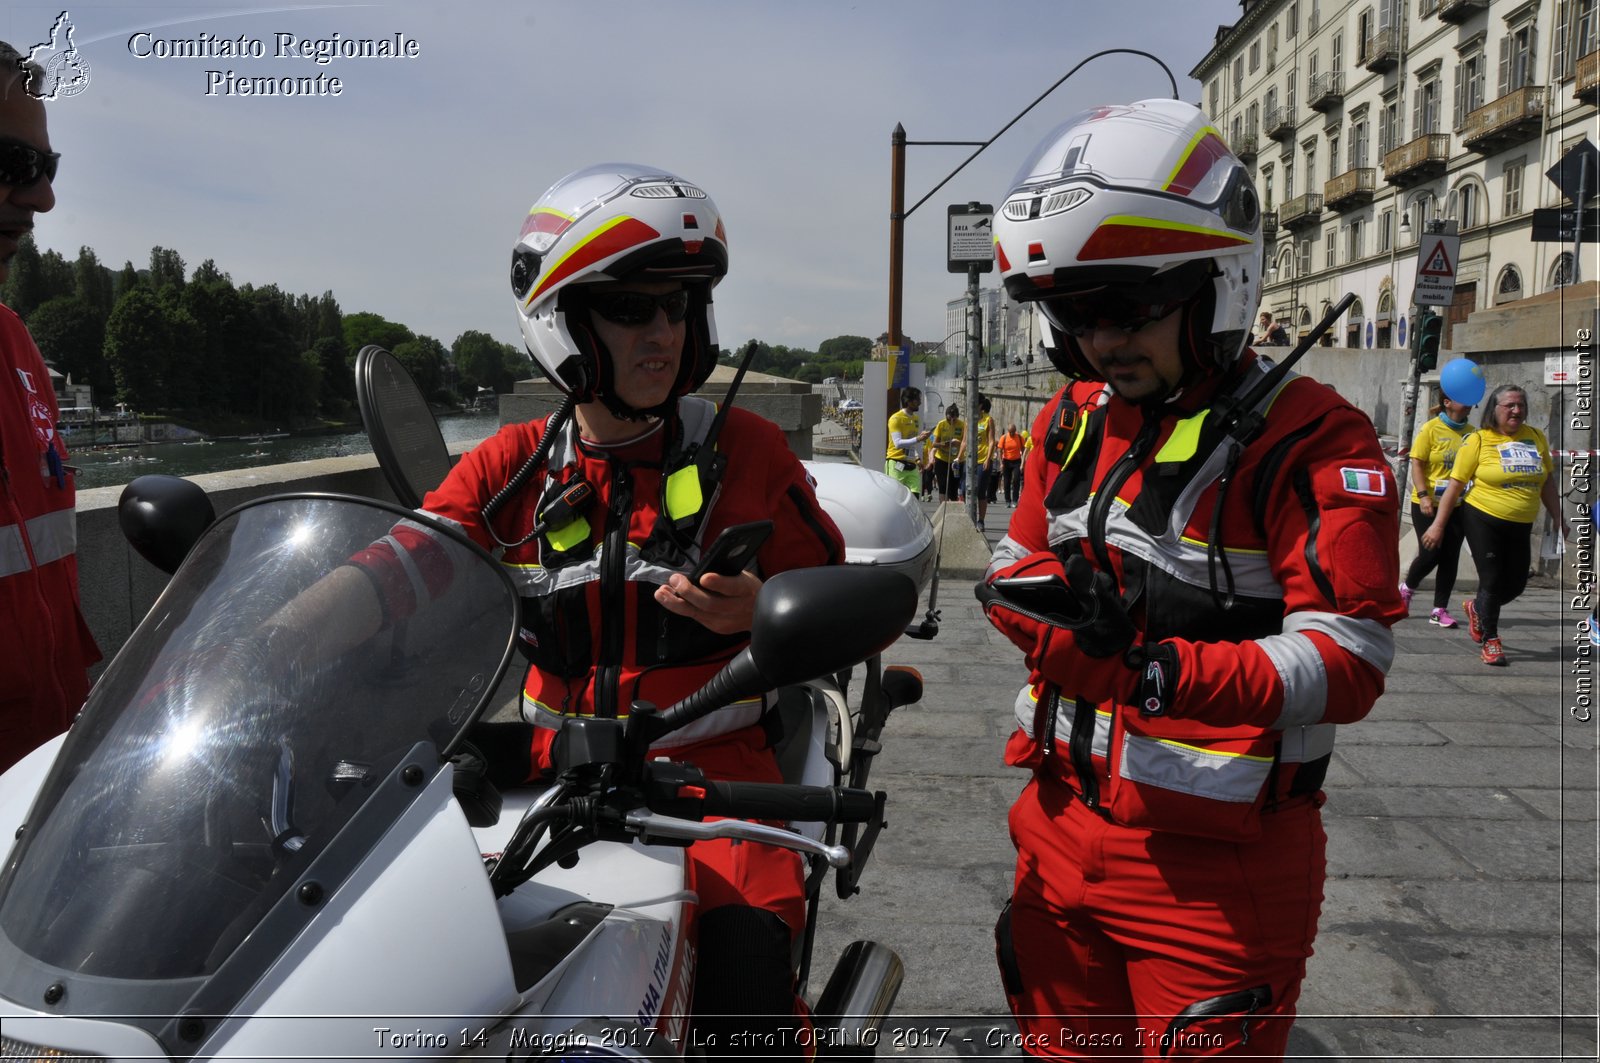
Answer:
[{"xmin": 0, "ymin": 459, "xmax": 934, "ymax": 1063}]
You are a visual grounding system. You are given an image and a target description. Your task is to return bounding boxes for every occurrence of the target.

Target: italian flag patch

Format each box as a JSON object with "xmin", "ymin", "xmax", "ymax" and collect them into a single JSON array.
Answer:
[{"xmin": 1340, "ymin": 467, "xmax": 1387, "ymax": 496}]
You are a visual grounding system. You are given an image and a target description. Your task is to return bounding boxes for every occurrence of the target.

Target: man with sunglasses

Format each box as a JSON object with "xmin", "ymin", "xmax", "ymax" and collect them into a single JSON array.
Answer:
[
  {"xmin": 978, "ymin": 100, "xmax": 1402, "ymax": 1058},
  {"xmin": 0, "ymin": 41, "xmax": 98, "ymax": 773},
  {"xmin": 398, "ymin": 164, "xmax": 843, "ymax": 1053}
]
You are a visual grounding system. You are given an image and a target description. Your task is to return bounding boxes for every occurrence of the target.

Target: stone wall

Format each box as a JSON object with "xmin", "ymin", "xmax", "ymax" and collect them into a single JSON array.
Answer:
[{"xmin": 500, "ymin": 364, "xmax": 824, "ymax": 458}]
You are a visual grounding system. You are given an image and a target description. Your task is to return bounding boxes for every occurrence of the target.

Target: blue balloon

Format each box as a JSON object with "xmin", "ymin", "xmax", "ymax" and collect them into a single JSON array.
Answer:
[{"xmin": 1439, "ymin": 358, "xmax": 1485, "ymax": 406}]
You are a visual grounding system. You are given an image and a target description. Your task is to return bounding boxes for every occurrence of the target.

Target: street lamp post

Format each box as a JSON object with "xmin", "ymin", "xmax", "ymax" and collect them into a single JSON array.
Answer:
[{"xmin": 886, "ymin": 49, "xmax": 1177, "ymax": 526}]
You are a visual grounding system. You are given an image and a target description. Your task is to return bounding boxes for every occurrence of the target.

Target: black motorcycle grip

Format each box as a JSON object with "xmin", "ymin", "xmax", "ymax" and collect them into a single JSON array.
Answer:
[{"xmin": 703, "ymin": 782, "xmax": 877, "ymax": 823}]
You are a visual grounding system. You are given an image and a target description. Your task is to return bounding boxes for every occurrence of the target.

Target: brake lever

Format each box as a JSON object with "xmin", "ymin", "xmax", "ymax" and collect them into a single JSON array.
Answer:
[{"xmin": 623, "ymin": 809, "xmax": 853, "ymax": 867}]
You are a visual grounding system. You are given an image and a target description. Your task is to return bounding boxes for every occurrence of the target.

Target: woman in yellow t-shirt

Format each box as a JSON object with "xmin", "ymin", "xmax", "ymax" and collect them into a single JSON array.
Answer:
[
  {"xmin": 1423, "ymin": 384, "xmax": 1569, "ymax": 666},
  {"xmin": 1400, "ymin": 397, "xmax": 1474, "ymax": 627},
  {"xmin": 930, "ymin": 404, "xmax": 965, "ymax": 501}
]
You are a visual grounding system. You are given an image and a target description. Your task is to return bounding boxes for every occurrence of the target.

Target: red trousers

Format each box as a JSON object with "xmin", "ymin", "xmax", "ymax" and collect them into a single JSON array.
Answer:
[
  {"xmin": 680, "ymin": 727, "xmax": 806, "ymax": 934},
  {"xmin": 998, "ymin": 772, "xmax": 1325, "ymax": 1060}
]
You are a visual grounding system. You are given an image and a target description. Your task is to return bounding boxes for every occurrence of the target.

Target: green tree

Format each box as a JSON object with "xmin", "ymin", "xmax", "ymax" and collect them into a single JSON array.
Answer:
[
  {"xmin": 103, "ymin": 287, "xmax": 173, "ymax": 410},
  {"xmin": 115, "ymin": 260, "xmax": 141, "ymax": 298},
  {"xmin": 148, "ymin": 246, "xmax": 186, "ymax": 290},
  {"xmin": 453, "ymin": 329, "xmax": 521, "ymax": 394},
  {"xmin": 1, "ymin": 234, "xmax": 45, "ymax": 317},
  {"xmin": 342, "ymin": 311, "xmax": 414, "ymax": 360},
  {"xmin": 392, "ymin": 334, "xmax": 449, "ymax": 403},
  {"xmin": 818, "ymin": 335, "xmax": 872, "ymax": 362},
  {"xmin": 309, "ymin": 335, "xmax": 353, "ymax": 414},
  {"xmin": 28, "ymin": 294, "xmax": 110, "ymax": 397},
  {"xmin": 73, "ymin": 246, "xmax": 114, "ymax": 318}
]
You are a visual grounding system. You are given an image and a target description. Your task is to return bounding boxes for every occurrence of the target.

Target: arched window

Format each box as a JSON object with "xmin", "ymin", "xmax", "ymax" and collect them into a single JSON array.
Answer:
[
  {"xmin": 1495, "ymin": 265, "xmax": 1523, "ymax": 305},
  {"xmin": 1448, "ymin": 177, "xmax": 1486, "ymax": 230},
  {"xmin": 1406, "ymin": 193, "xmax": 1433, "ymax": 243},
  {"xmin": 1376, "ymin": 289, "xmax": 1394, "ymax": 349},
  {"xmin": 1345, "ymin": 297, "xmax": 1364, "ymax": 347},
  {"xmin": 1276, "ymin": 247, "xmax": 1295, "ymax": 280},
  {"xmin": 1550, "ymin": 252, "xmax": 1575, "ymax": 291}
]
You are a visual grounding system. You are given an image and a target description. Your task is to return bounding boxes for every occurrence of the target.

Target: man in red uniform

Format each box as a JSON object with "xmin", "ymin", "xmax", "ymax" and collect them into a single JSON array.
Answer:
[
  {"xmin": 369, "ymin": 164, "xmax": 843, "ymax": 1052},
  {"xmin": 0, "ymin": 43, "xmax": 99, "ymax": 772},
  {"xmin": 979, "ymin": 100, "xmax": 1402, "ymax": 1058}
]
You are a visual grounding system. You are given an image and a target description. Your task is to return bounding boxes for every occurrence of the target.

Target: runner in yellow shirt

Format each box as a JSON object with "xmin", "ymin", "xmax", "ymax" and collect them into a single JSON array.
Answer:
[
  {"xmin": 1423, "ymin": 384, "xmax": 1568, "ymax": 665},
  {"xmin": 885, "ymin": 386, "xmax": 930, "ymax": 493}
]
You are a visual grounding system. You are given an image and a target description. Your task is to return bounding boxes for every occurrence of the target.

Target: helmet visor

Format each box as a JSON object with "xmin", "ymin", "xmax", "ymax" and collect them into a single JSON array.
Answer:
[{"xmin": 1037, "ymin": 261, "xmax": 1212, "ymax": 338}]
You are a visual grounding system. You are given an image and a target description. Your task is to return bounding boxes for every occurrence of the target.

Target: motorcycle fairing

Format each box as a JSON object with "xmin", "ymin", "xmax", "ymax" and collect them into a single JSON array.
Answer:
[{"xmin": 0, "ymin": 495, "xmax": 519, "ymax": 1052}]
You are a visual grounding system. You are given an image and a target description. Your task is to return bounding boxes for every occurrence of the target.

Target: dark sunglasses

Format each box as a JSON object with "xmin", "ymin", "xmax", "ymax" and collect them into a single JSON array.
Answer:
[
  {"xmin": 0, "ymin": 139, "xmax": 60, "ymax": 188},
  {"xmin": 1039, "ymin": 290, "xmax": 1189, "ymax": 338},
  {"xmin": 585, "ymin": 288, "xmax": 691, "ymax": 327}
]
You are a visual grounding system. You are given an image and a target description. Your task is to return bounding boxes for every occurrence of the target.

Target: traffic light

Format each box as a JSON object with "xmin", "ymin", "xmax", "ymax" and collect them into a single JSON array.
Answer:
[{"xmin": 1414, "ymin": 311, "xmax": 1444, "ymax": 372}]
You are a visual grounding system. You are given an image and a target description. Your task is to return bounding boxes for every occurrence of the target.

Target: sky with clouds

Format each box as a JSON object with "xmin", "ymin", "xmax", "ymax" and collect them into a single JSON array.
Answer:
[{"xmin": 0, "ymin": 1, "xmax": 1234, "ymax": 356}]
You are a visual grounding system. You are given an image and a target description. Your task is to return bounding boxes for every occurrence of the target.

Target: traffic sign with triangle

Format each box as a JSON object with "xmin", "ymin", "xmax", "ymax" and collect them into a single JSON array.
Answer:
[{"xmin": 1419, "ymin": 240, "xmax": 1454, "ymax": 276}]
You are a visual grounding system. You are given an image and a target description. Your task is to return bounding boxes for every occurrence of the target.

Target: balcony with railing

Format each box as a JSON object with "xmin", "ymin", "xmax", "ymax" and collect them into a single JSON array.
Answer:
[
  {"xmin": 1265, "ymin": 105, "xmax": 1297, "ymax": 141},
  {"xmin": 1461, "ymin": 85, "xmax": 1545, "ymax": 154},
  {"xmin": 1578, "ymin": 48, "xmax": 1600, "ymax": 105},
  {"xmin": 1280, "ymin": 192, "xmax": 1323, "ymax": 230},
  {"xmin": 1261, "ymin": 211, "xmax": 1279, "ymax": 239},
  {"xmin": 1324, "ymin": 168, "xmax": 1377, "ymax": 211},
  {"xmin": 1383, "ymin": 133, "xmax": 1451, "ymax": 187},
  {"xmin": 1308, "ymin": 71, "xmax": 1345, "ymax": 112},
  {"xmin": 1231, "ymin": 132, "xmax": 1259, "ymax": 163},
  {"xmin": 1437, "ymin": 0, "xmax": 1489, "ymax": 22},
  {"xmin": 1363, "ymin": 28, "xmax": 1400, "ymax": 73}
]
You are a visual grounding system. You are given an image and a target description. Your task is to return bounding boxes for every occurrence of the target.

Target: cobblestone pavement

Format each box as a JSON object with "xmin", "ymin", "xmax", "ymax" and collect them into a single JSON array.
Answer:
[{"xmin": 810, "ymin": 501, "xmax": 1598, "ymax": 1061}]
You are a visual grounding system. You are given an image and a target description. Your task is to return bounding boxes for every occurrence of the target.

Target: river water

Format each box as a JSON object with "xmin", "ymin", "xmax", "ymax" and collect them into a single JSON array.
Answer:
[{"xmin": 70, "ymin": 411, "xmax": 503, "ymax": 491}]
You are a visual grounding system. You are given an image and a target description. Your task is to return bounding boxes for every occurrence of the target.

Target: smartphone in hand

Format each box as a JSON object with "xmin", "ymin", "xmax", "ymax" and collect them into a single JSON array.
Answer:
[{"xmin": 690, "ymin": 520, "xmax": 774, "ymax": 586}]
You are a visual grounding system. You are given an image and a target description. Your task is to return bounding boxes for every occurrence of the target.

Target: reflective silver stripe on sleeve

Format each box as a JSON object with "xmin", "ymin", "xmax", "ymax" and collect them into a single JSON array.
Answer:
[
  {"xmin": 378, "ymin": 529, "xmax": 432, "ymax": 610},
  {"xmin": 987, "ymin": 535, "xmax": 1032, "ymax": 580},
  {"xmin": 1283, "ymin": 610, "xmax": 1396, "ymax": 674},
  {"xmin": 0, "ymin": 508, "xmax": 77, "ymax": 578},
  {"xmin": 1265, "ymin": 612, "xmax": 1394, "ymax": 729},
  {"xmin": 1257, "ymin": 630, "xmax": 1329, "ymax": 730}
]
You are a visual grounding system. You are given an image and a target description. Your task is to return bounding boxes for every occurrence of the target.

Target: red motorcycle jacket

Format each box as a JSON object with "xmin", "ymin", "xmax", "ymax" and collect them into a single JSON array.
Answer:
[
  {"xmin": 385, "ymin": 398, "xmax": 843, "ymax": 762},
  {"xmin": 988, "ymin": 353, "xmax": 1403, "ymax": 840},
  {"xmin": 0, "ymin": 305, "xmax": 101, "ymax": 770}
]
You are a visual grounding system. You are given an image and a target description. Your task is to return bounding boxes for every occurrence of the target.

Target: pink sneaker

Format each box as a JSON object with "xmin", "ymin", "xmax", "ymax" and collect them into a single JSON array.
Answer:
[
  {"xmin": 1398, "ymin": 583, "xmax": 1413, "ymax": 613},
  {"xmin": 1429, "ymin": 607, "xmax": 1458, "ymax": 628}
]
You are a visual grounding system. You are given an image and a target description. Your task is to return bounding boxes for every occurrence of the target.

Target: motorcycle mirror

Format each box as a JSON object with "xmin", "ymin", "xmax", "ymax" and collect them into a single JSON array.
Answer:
[
  {"xmin": 117, "ymin": 474, "xmax": 216, "ymax": 575},
  {"xmin": 655, "ymin": 566, "xmax": 918, "ymax": 733},
  {"xmin": 354, "ymin": 344, "xmax": 452, "ymax": 509}
]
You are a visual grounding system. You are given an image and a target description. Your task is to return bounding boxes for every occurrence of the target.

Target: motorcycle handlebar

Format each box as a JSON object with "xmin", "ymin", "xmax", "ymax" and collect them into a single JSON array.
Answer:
[{"xmin": 701, "ymin": 782, "xmax": 878, "ymax": 824}]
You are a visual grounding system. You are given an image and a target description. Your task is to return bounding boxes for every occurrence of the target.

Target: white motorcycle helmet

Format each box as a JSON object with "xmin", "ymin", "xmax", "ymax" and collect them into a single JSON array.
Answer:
[
  {"xmin": 993, "ymin": 99, "xmax": 1262, "ymax": 385},
  {"xmin": 511, "ymin": 163, "xmax": 728, "ymax": 418}
]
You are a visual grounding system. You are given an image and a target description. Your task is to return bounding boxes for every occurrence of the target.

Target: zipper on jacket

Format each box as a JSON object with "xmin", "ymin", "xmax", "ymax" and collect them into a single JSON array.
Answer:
[{"xmin": 595, "ymin": 463, "xmax": 632, "ymax": 719}]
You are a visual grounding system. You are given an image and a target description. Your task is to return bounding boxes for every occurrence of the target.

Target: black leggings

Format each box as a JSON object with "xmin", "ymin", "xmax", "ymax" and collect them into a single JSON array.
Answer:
[
  {"xmin": 1460, "ymin": 505, "xmax": 1532, "ymax": 639},
  {"xmin": 1406, "ymin": 500, "xmax": 1466, "ymax": 608}
]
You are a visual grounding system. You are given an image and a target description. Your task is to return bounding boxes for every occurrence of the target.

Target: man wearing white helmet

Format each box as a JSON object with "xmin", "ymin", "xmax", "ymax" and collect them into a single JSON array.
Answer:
[
  {"xmin": 412, "ymin": 164, "xmax": 844, "ymax": 1049},
  {"xmin": 977, "ymin": 101, "xmax": 1403, "ymax": 1057}
]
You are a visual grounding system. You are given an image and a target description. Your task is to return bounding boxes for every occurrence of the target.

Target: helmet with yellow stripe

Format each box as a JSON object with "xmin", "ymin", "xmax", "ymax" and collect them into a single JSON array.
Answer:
[
  {"xmin": 993, "ymin": 99, "xmax": 1262, "ymax": 382},
  {"xmin": 510, "ymin": 163, "xmax": 728, "ymax": 416}
]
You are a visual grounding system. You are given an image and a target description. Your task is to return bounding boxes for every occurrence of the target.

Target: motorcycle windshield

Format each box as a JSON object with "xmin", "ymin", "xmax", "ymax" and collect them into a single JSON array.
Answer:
[{"xmin": 0, "ymin": 495, "xmax": 516, "ymax": 1020}]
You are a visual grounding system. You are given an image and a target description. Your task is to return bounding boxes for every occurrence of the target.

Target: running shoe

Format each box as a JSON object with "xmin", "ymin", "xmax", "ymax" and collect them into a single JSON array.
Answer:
[
  {"xmin": 1462, "ymin": 599, "xmax": 1483, "ymax": 644},
  {"xmin": 1429, "ymin": 607, "xmax": 1458, "ymax": 629},
  {"xmin": 1398, "ymin": 582, "xmax": 1413, "ymax": 612},
  {"xmin": 1480, "ymin": 637, "xmax": 1506, "ymax": 666}
]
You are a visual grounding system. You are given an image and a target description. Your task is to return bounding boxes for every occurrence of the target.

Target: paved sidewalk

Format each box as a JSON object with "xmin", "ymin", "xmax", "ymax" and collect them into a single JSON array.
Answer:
[{"xmin": 811, "ymin": 504, "xmax": 1599, "ymax": 1061}]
